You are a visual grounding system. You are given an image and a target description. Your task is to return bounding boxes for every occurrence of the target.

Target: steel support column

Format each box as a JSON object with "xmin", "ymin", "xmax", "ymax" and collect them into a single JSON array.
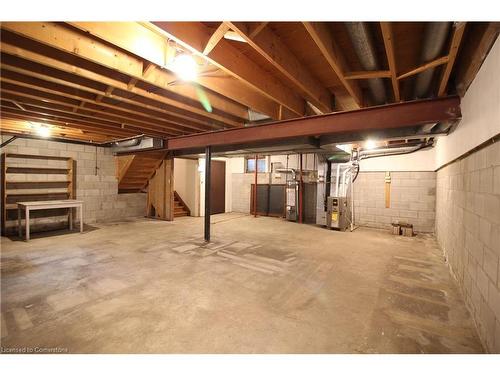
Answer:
[
  {"xmin": 299, "ymin": 153, "xmax": 303, "ymax": 224},
  {"xmin": 204, "ymin": 145, "xmax": 211, "ymax": 242},
  {"xmin": 254, "ymin": 154, "xmax": 258, "ymax": 217}
]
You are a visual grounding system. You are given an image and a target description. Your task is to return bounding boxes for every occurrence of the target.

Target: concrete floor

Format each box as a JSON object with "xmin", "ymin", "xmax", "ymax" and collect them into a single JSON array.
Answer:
[{"xmin": 0, "ymin": 213, "xmax": 484, "ymax": 353}]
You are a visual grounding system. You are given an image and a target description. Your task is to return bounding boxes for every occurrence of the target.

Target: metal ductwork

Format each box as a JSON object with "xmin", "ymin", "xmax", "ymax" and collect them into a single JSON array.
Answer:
[
  {"xmin": 248, "ymin": 109, "xmax": 271, "ymax": 123},
  {"xmin": 109, "ymin": 135, "xmax": 164, "ymax": 154},
  {"xmin": 358, "ymin": 140, "xmax": 434, "ymax": 160},
  {"xmin": 275, "ymin": 168, "xmax": 297, "ymax": 179},
  {"xmin": 344, "ymin": 22, "xmax": 387, "ymax": 105},
  {"xmin": 414, "ymin": 22, "xmax": 452, "ymax": 98}
]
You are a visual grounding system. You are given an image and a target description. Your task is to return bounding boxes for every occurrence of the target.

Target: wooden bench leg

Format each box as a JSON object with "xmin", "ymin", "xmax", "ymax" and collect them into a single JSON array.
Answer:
[
  {"xmin": 69, "ymin": 208, "xmax": 73, "ymax": 231},
  {"xmin": 80, "ymin": 205, "xmax": 83, "ymax": 233},
  {"xmin": 18, "ymin": 207, "xmax": 22, "ymax": 238}
]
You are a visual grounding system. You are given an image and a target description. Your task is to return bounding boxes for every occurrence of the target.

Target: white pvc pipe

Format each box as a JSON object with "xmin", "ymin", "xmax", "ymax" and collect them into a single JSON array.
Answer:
[{"xmin": 335, "ymin": 164, "xmax": 340, "ymax": 196}]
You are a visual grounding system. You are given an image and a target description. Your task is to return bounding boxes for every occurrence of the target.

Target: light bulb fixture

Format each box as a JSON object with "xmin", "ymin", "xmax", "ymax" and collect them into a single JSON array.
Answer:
[
  {"xmin": 29, "ymin": 122, "xmax": 51, "ymax": 138},
  {"xmin": 364, "ymin": 139, "xmax": 377, "ymax": 150},
  {"xmin": 36, "ymin": 125, "xmax": 51, "ymax": 138},
  {"xmin": 169, "ymin": 53, "xmax": 198, "ymax": 82}
]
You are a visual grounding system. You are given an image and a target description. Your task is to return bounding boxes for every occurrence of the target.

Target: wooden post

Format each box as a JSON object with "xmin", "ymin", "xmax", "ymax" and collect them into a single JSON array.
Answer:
[
  {"xmin": 299, "ymin": 153, "xmax": 303, "ymax": 224},
  {"xmin": 1, "ymin": 153, "xmax": 6, "ymax": 235},
  {"xmin": 254, "ymin": 154, "xmax": 258, "ymax": 217},
  {"xmin": 165, "ymin": 154, "xmax": 174, "ymax": 221},
  {"xmin": 145, "ymin": 153, "xmax": 174, "ymax": 221},
  {"xmin": 385, "ymin": 171, "xmax": 391, "ymax": 208},
  {"xmin": 204, "ymin": 146, "xmax": 211, "ymax": 242},
  {"xmin": 67, "ymin": 158, "xmax": 76, "ymax": 229}
]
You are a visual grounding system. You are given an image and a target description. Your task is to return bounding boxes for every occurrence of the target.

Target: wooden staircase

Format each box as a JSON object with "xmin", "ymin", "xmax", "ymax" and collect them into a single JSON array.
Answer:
[
  {"xmin": 174, "ymin": 191, "xmax": 190, "ymax": 217},
  {"xmin": 117, "ymin": 151, "xmax": 167, "ymax": 193},
  {"xmin": 117, "ymin": 151, "xmax": 191, "ymax": 218}
]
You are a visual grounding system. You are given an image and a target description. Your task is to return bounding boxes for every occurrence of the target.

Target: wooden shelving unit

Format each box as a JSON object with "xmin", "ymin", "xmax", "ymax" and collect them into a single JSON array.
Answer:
[{"xmin": 1, "ymin": 153, "xmax": 76, "ymax": 235}]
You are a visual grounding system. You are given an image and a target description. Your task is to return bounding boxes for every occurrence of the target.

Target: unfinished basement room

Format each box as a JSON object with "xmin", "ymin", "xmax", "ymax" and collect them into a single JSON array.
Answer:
[{"xmin": 1, "ymin": 8, "xmax": 500, "ymax": 367}]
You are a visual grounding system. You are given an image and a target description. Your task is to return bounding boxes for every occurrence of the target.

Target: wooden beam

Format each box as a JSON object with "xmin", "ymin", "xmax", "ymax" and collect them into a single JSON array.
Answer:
[
  {"xmin": 167, "ymin": 96, "xmax": 461, "ymax": 151},
  {"xmin": 397, "ymin": 56, "xmax": 450, "ymax": 81},
  {"xmin": 64, "ymin": 22, "xmax": 260, "ymax": 120},
  {"xmin": 1, "ymin": 23, "xmax": 248, "ymax": 124},
  {"xmin": 203, "ymin": 23, "xmax": 231, "ymax": 55},
  {"xmin": 12, "ymin": 101, "xmax": 26, "ymax": 111},
  {"xmin": 0, "ymin": 42, "xmax": 243, "ymax": 129},
  {"xmin": 1, "ymin": 111, "xmax": 135, "ymax": 139},
  {"xmin": 380, "ymin": 22, "xmax": 401, "ymax": 102},
  {"xmin": 105, "ymin": 86, "xmax": 114, "ymax": 97},
  {"xmin": 127, "ymin": 77, "xmax": 139, "ymax": 90},
  {"xmin": 227, "ymin": 22, "xmax": 332, "ymax": 113},
  {"xmin": 455, "ymin": 22, "xmax": 499, "ymax": 96},
  {"xmin": 302, "ymin": 22, "xmax": 362, "ymax": 109},
  {"xmin": 0, "ymin": 102, "xmax": 171, "ymax": 138},
  {"xmin": 1, "ymin": 89, "xmax": 180, "ymax": 137},
  {"xmin": 438, "ymin": 22, "xmax": 466, "ymax": 96},
  {"xmin": 0, "ymin": 57, "xmax": 224, "ymax": 132},
  {"xmin": 142, "ymin": 62, "xmax": 156, "ymax": 79},
  {"xmin": 345, "ymin": 70, "xmax": 392, "ymax": 80},
  {"xmin": 72, "ymin": 101, "xmax": 85, "ymax": 113},
  {"xmin": 248, "ymin": 22, "xmax": 268, "ymax": 39},
  {"xmin": 196, "ymin": 75, "xmax": 280, "ymax": 120},
  {"xmin": 0, "ymin": 74, "xmax": 212, "ymax": 135},
  {"xmin": 150, "ymin": 22, "xmax": 306, "ymax": 116},
  {"xmin": 0, "ymin": 121, "xmax": 112, "ymax": 143}
]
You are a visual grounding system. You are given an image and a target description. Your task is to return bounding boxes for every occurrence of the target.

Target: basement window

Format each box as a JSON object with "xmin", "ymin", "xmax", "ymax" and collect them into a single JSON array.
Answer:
[{"xmin": 245, "ymin": 156, "xmax": 266, "ymax": 173}]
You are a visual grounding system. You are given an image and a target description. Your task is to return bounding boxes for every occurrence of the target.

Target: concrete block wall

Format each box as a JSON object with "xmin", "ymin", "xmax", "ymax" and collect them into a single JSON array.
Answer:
[
  {"xmin": 1, "ymin": 136, "xmax": 146, "ymax": 233},
  {"xmin": 436, "ymin": 141, "xmax": 500, "ymax": 352},
  {"xmin": 354, "ymin": 171, "xmax": 436, "ymax": 233},
  {"xmin": 231, "ymin": 173, "xmax": 272, "ymax": 213}
]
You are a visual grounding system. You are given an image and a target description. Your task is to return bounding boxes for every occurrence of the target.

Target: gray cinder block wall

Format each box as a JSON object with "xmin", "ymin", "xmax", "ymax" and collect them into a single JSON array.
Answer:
[
  {"xmin": 436, "ymin": 141, "xmax": 500, "ymax": 353},
  {"xmin": 353, "ymin": 171, "xmax": 436, "ymax": 233},
  {"xmin": 231, "ymin": 173, "xmax": 273, "ymax": 213},
  {"xmin": 1, "ymin": 136, "xmax": 146, "ymax": 233}
]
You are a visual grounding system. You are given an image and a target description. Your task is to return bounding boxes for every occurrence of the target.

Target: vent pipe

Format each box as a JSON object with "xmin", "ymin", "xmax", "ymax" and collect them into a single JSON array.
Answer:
[
  {"xmin": 344, "ymin": 22, "xmax": 387, "ymax": 105},
  {"xmin": 414, "ymin": 22, "xmax": 452, "ymax": 98}
]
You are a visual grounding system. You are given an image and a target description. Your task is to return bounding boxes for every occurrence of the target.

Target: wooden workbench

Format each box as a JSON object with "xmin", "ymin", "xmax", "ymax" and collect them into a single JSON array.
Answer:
[{"xmin": 17, "ymin": 200, "xmax": 84, "ymax": 241}]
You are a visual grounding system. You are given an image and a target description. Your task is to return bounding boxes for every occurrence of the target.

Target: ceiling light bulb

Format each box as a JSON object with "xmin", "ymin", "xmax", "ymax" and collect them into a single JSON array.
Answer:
[
  {"xmin": 36, "ymin": 125, "xmax": 51, "ymax": 138},
  {"xmin": 364, "ymin": 139, "xmax": 377, "ymax": 150},
  {"xmin": 170, "ymin": 54, "xmax": 198, "ymax": 81}
]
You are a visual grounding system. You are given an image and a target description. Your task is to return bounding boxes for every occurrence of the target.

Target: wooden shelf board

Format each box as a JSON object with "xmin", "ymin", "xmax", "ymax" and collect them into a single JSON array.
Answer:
[
  {"xmin": 6, "ymin": 167, "xmax": 70, "ymax": 174},
  {"xmin": 5, "ymin": 153, "xmax": 72, "ymax": 161},
  {"xmin": 6, "ymin": 181, "xmax": 70, "ymax": 189}
]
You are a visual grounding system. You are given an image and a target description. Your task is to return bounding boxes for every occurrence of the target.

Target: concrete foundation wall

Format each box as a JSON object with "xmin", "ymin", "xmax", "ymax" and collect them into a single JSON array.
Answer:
[
  {"xmin": 436, "ymin": 141, "xmax": 500, "ymax": 352},
  {"xmin": 231, "ymin": 173, "xmax": 273, "ymax": 213},
  {"xmin": 1, "ymin": 137, "xmax": 146, "ymax": 233},
  {"xmin": 435, "ymin": 38, "xmax": 500, "ymax": 168},
  {"xmin": 354, "ymin": 171, "xmax": 436, "ymax": 233}
]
